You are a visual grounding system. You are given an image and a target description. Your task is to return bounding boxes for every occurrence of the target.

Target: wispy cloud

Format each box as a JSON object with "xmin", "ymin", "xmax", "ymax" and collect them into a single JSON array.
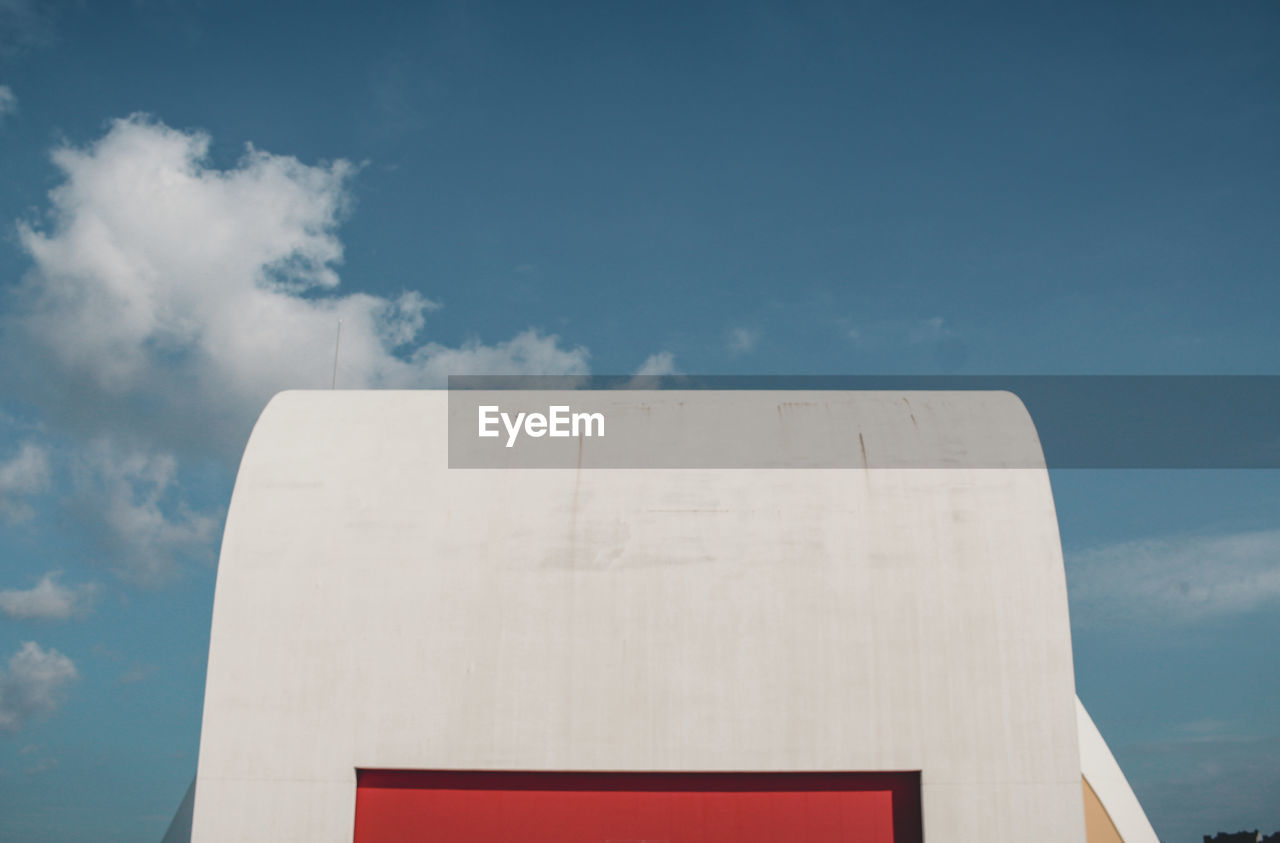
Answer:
[
  {"xmin": 407, "ymin": 330, "xmax": 589, "ymax": 385},
  {"xmin": 843, "ymin": 315, "xmax": 960, "ymax": 347},
  {"xmin": 70, "ymin": 439, "xmax": 218, "ymax": 585},
  {"xmin": 625, "ymin": 351, "xmax": 681, "ymax": 388},
  {"xmin": 0, "ymin": 642, "xmax": 77, "ymax": 734},
  {"xmin": 907, "ymin": 316, "xmax": 954, "ymax": 344},
  {"xmin": 634, "ymin": 351, "xmax": 679, "ymax": 377},
  {"xmin": 0, "ymin": 572, "xmax": 98, "ymax": 621},
  {"xmin": 20, "ymin": 744, "xmax": 57, "ymax": 776},
  {"xmin": 0, "ymin": 85, "xmax": 15, "ymax": 121},
  {"xmin": 0, "ymin": 440, "xmax": 50, "ymax": 524},
  {"xmin": 115, "ymin": 663, "xmax": 156, "ymax": 687},
  {"xmin": 1067, "ymin": 528, "xmax": 1280, "ymax": 629},
  {"xmin": 727, "ymin": 327, "xmax": 758, "ymax": 354}
]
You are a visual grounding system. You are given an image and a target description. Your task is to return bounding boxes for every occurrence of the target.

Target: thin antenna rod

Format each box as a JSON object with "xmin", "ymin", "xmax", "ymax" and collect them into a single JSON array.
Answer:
[{"xmin": 331, "ymin": 319, "xmax": 343, "ymax": 389}]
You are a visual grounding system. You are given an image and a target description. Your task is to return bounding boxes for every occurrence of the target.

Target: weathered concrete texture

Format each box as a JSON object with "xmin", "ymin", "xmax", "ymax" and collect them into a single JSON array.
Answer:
[{"xmin": 192, "ymin": 390, "xmax": 1086, "ymax": 842}]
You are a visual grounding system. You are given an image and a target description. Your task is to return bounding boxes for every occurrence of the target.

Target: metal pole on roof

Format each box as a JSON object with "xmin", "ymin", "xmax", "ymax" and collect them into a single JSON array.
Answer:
[{"xmin": 331, "ymin": 319, "xmax": 342, "ymax": 389}]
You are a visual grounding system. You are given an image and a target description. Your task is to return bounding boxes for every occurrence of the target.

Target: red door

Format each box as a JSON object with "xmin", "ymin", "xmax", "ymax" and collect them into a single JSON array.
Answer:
[{"xmin": 354, "ymin": 770, "xmax": 921, "ymax": 842}]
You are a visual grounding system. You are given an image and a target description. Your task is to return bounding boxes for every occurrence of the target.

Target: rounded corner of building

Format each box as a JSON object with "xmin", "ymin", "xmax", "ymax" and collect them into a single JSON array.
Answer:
[
  {"xmin": 260, "ymin": 388, "xmax": 319, "ymax": 414},
  {"xmin": 988, "ymin": 388, "xmax": 1048, "ymax": 467},
  {"xmin": 990, "ymin": 387, "xmax": 1034, "ymax": 422},
  {"xmin": 236, "ymin": 392, "xmax": 299, "ymax": 460}
]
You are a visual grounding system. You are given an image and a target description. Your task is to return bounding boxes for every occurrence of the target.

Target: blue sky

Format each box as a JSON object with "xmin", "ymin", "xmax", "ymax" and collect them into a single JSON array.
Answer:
[{"xmin": 0, "ymin": 0, "xmax": 1277, "ymax": 840}]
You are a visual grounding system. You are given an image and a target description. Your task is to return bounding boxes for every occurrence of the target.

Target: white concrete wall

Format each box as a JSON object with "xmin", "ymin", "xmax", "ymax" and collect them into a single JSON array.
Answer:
[{"xmin": 192, "ymin": 390, "xmax": 1086, "ymax": 842}]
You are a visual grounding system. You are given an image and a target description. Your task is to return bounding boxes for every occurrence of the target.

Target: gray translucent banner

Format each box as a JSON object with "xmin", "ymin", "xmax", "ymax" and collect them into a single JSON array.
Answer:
[{"xmin": 446, "ymin": 376, "xmax": 1280, "ymax": 469}]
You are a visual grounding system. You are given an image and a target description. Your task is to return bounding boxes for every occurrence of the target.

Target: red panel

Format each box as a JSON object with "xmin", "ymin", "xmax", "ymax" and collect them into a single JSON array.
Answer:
[{"xmin": 354, "ymin": 770, "xmax": 921, "ymax": 843}]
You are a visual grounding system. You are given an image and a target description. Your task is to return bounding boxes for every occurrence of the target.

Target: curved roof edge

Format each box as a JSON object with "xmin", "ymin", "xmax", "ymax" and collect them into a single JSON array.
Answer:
[{"xmin": 1078, "ymin": 697, "xmax": 1160, "ymax": 843}]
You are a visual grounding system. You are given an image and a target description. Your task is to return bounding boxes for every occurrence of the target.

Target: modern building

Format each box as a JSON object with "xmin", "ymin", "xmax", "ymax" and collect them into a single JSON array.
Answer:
[{"xmin": 174, "ymin": 389, "xmax": 1160, "ymax": 842}]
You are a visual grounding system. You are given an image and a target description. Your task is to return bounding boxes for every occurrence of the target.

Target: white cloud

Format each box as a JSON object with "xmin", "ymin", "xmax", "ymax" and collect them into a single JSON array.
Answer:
[
  {"xmin": 1067, "ymin": 528, "xmax": 1280, "ymax": 628},
  {"xmin": 0, "ymin": 441, "xmax": 49, "ymax": 494},
  {"xmin": 0, "ymin": 573, "xmax": 98, "ymax": 621},
  {"xmin": 0, "ymin": 85, "xmax": 15, "ymax": 121},
  {"xmin": 71, "ymin": 438, "xmax": 218, "ymax": 585},
  {"xmin": 727, "ymin": 327, "xmax": 757, "ymax": 354},
  {"xmin": 0, "ymin": 642, "xmax": 77, "ymax": 733},
  {"xmin": 2, "ymin": 115, "xmax": 593, "ymax": 583},
  {"xmin": 0, "ymin": 441, "xmax": 50, "ymax": 524},
  {"xmin": 907, "ymin": 316, "xmax": 954, "ymax": 344},
  {"xmin": 633, "ymin": 351, "xmax": 679, "ymax": 377},
  {"xmin": 14, "ymin": 114, "xmax": 354, "ymax": 396},
  {"xmin": 407, "ymin": 329, "xmax": 589, "ymax": 385},
  {"xmin": 5, "ymin": 114, "xmax": 590, "ymax": 458},
  {"xmin": 625, "ymin": 351, "xmax": 681, "ymax": 388}
]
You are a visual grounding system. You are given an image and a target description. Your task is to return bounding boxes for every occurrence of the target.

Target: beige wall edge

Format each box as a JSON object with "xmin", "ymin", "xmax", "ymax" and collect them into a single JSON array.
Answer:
[{"xmin": 1078, "ymin": 697, "xmax": 1160, "ymax": 843}]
